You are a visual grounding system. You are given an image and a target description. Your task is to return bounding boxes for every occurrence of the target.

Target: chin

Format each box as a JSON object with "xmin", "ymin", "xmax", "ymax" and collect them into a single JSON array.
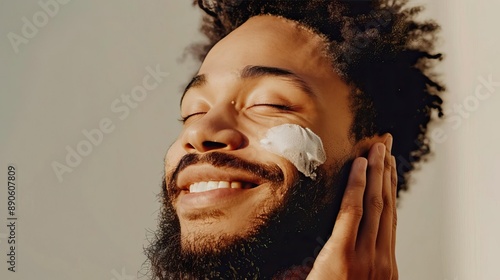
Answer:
[
  {"xmin": 145, "ymin": 152, "xmax": 350, "ymax": 279},
  {"xmin": 176, "ymin": 182, "xmax": 290, "ymax": 252}
]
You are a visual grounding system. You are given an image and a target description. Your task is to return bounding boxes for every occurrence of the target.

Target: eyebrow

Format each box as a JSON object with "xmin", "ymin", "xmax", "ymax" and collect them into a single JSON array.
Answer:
[
  {"xmin": 181, "ymin": 65, "xmax": 316, "ymax": 104},
  {"xmin": 240, "ymin": 65, "xmax": 316, "ymax": 97},
  {"xmin": 183, "ymin": 74, "xmax": 207, "ymax": 93}
]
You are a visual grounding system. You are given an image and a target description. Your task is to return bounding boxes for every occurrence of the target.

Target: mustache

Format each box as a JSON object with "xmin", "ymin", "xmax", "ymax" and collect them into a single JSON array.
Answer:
[{"xmin": 167, "ymin": 152, "xmax": 285, "ymax": 195}]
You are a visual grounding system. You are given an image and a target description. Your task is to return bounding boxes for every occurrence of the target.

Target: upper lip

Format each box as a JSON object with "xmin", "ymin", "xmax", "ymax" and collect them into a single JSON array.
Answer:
[{"xmin": 176, "ymin": 164, "xmax": 266, "ymax": 191}]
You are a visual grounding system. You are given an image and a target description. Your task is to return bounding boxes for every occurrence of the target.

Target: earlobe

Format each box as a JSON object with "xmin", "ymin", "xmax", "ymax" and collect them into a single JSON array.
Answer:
[{"xmin": 353, "ymin": 133, "xmax": 391, "ymax": 158}]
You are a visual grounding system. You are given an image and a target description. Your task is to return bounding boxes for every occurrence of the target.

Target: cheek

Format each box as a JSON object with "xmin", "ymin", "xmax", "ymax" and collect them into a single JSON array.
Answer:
[
  {"xmin": 260, "ymin": 124, "xmax": 326, "ymax": 180},
  {"xmin": 314, "ymin": 109, "xmax": 354, "ymax": 167},
  {"xmin": 317, "ymin": 128, "xmax": 353, "ymax": 173}
]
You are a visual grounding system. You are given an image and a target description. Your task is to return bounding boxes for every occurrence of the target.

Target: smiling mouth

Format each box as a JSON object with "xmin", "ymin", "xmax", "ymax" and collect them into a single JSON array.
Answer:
[{"xmin": 189, "ymin": 181, "xmax": 258, "ymax": 193}]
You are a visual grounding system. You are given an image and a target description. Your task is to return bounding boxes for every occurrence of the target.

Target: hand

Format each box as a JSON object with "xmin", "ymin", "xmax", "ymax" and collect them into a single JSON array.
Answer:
[{"xmin": 307, "ymin": 136, "xmax": 398, "ymax": 279}]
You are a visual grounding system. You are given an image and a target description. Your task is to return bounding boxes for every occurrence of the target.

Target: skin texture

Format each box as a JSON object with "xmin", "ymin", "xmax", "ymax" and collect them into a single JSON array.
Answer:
[{"xmin": 162, "ymin": 15, "xmax": 398, "ymax": 278}]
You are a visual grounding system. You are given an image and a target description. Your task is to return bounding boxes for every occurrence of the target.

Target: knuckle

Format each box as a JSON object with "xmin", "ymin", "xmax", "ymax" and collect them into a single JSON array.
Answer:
[
  {"xmin": 391, "ymin": 174, "xmax": 398, "ymax": 188},
  {"xmin": 348, "ymin": 169, "xmax": 367, "ymax": 188},
  {"xmin": 348, "ymin": 177, "xmax": 366, "ymax": 191},
  {"xmin": 393, "ymin": 213, "xmax": 398, "ymax": 229},
  {"xmin": 352, "ymin": 175, "xmax": 366, "ymax": 188},
  {"xmin": 392, "ymin": 204, "xmax": 398, "ymax": 228},
  {"xmin": 339, "ymin": 204, "xmax": 364, "ymax": 219},
  {"xmin": 370, "ymin": 161, "xmax": 385, "ymax": 175},
  {"xmin": 369, "ymin": 196, "xmax": 384, "ymax": 214},
  {"xmin": 383, "ymin": 192, "xmax": 392, "ymax": 208},
  {"xmin": 384, "ymin": 159, "xmax": 392, "ymax": 172}
]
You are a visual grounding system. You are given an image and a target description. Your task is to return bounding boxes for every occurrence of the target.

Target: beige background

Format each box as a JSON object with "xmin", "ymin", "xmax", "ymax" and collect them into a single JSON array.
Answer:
[{"xmin": 0, "ymin": 1, "xmax": 498, "ymax": 279}]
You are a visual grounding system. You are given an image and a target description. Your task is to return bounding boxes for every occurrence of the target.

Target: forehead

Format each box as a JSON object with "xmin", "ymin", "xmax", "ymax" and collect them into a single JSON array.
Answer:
[
  {"xmin": 197, "ymin": 15, "xmax": 334, "ymax": 85},
  {"xmin": 180, "ymin": 15, "xmax": 343, "ymax": 108}
]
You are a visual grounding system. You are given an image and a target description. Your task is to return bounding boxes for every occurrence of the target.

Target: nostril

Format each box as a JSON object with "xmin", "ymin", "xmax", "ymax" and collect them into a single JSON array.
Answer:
[
  {"xmin": 183, "ymin": 128, "xmax": 246, "ymax": 152},
  {"xmin": 202, "ymin": 141, "xmax": 227, "ymax": 150}
]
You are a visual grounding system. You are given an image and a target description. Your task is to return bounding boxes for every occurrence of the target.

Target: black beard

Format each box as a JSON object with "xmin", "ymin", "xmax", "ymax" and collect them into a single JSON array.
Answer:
[{"xmin": 145, "ymin": 152, "xmax": 351, "ymax": 279}]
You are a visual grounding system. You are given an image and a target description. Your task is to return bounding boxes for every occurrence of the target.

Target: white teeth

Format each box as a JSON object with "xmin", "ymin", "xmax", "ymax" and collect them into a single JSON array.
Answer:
[
  {"xmin": 190, "ymin": 182, "xmax": 207, "ymax": 193},
  {"xmin": 206, "ymin": 181, "xmax": 218, "ymax": 190},
  {"xmin": 218, "ymin": 181, "xmax": 230, "ymax": 189},
  {"xmin": 189, "ymin": 181, "xmax": 244, "ymax": 193},
  {"xmin": 231, "ymin": 182, "xmax": 242, "ymax": 189}
]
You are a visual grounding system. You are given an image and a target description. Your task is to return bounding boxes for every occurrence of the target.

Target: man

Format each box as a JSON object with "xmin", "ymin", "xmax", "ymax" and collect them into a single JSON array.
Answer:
[{"xmin": 145, "ymin": 0, "xmax": 444, "ymax": 279}]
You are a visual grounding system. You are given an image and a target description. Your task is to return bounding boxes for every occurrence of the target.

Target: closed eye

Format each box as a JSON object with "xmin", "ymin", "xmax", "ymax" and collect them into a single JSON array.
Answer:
[
  {"xmin": 179, "ymin": 112, "xmax": 206, "ymax": 124},
  {"xmin": 252, "ymin": 104, "xmax": 296, "ymax": 111}
]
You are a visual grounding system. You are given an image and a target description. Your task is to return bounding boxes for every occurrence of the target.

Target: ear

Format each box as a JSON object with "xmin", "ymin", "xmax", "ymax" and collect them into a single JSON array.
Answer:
[{"xmin": 352, "ymin": 133, "xmax": 392, "ymax": 158}]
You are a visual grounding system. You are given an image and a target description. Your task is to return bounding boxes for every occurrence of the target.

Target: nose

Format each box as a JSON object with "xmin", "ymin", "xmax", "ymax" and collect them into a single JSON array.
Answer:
[{"xmin": 181, "ymin": 107, "xmax": 246, "ymax": 153}]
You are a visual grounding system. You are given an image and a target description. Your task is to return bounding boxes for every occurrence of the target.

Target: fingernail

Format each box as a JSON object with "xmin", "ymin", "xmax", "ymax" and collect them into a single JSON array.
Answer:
[
  {"xmin": 385, "ymin": 135, "xmax": 393, "ymax": 152},
  {"xmin": 377, "ymin": 143, "xmax": 386, "ymax": 156},
  {"xmin": 359, "ymin": 158, "xmax": 368, "ymax": 172}
]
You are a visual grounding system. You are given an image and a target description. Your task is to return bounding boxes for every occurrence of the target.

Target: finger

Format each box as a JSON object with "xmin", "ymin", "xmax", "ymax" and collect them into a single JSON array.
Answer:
[
  {"xmin": 357, "ymin": 142, "xmax": 385, "ymax": 251},
  {"xmin": 376, "ymin": 136, "xmax": 394, "ymax": 253},
  {"xmin": 329, "ymin": 157, "xmax": 368, "ymax": 253},
  {"xmin": 391, "ymin": 155, "xmax": 399, "ymax": 279}
]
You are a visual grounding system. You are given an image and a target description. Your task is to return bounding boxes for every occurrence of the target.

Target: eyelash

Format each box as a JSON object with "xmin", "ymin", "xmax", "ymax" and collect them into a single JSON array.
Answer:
[
  {"xmin": 255, "ymin": 103, "xmax": 295, "ymax": 111},
  {"xmin": 178, "ymin": 112, "xmax": 206, "ymax": 123},
  {"xmin": 179, "ymin": 104, "xmax": 295, "ymax": 124}
]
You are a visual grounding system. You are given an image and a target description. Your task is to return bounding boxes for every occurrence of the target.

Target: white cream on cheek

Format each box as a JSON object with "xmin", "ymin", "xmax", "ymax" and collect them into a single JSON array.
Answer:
[{"xmin": 260, "ymin": 124, "xmax": 327, "ymax": 180}]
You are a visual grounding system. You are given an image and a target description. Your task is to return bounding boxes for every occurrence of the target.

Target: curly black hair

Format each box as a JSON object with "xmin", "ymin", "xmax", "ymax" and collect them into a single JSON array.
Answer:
[{"xmin": 190, "ymin": 0, "xmax": 445, "ymax": 195}]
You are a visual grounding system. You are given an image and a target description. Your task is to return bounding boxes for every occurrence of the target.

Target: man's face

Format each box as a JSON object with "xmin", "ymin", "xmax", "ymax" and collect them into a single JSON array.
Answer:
[{"xmin": 157, "ymin": 15, "xmax": 367, "ymax": 277}]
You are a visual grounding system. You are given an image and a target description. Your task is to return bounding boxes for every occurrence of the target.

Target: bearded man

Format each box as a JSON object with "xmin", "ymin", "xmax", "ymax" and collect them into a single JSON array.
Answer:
[{"xmin": 145, "ymin": 0, "xmax": 444, "ymax": 279}]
